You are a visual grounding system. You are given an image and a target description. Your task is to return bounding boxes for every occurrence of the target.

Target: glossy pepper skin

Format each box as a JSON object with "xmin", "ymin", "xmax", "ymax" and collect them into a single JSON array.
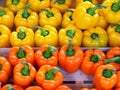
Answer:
[
  {"xmin": 93, "ymin": 64, "xmax": 118, "ymax": 90},
  {"xmin": 29, "ymin": 0, "xmax": 50, "ymax": 12},
  {"xmin": 39, "ymin": 8, "xmax": 62, "ymax": 28},
  {"xmin": 0, "ymin": 25, "xmax": 11, "ymax": 48},
  {"xmin": 35, "ymin": 45, "xmax": 58, "ymax": 67},
  {"xmin": 6, "ymin": 0, "xmax": 28, "ymax": 13},
  {"xmin": 1, "ymin": 84, "xmax": 24, "ymax": 90},
  {"xmin": 61, "ymin": 9, "xmax": 74, "ymax": 28},
  {"xmin": 81, "ymin": 88, "xmax": 97, "ymax": 90},
  {"xmin": 10, "ymin": 26, "xmax": 34, "ymax": 47},
  {"xmin": 14, "ymin": 62, "xmax": 36, "ymax": 88},
  {"xmin": 116, "ymin": 71, "xmax": 120, "ymax": 88},
  {"xmin": 15, "ymin": 4, "xmax": 38, "ymax": 28},
  {"xmin": 82, "ymin": 27, "xmax": 108, "ymax": 47},
  {"xmin": 59, "ymin": 40, "xmax": 84, "ymax": 73},
  {"xmin": 107, "ymin": 24, "xmax": 120, "ymax": 46},
  {"xmin": 0, "ymin": 7, "xmax": 14, "ymax": 29},
  {"xmin": 73, "ymin": 2, "xmax": 106, "ymax": 29},
  {"xmin": 36, "ymin": 65, "xmax": 63, "ymax": 90},
  {"xmin": 104, "ymin": 47, "xmax": 120, "ymax": 71},
  {"xmin": 25, "ymin": 86, "xmax": 43, "ymax": 90},
  {"xmin": 8, "ymin": 45, "xmax": 34, "ymax": 66},
  {"xmin": 59, "ymin": 24, "xmax": 83, "ymax": 46},
  {"xmin": 51, "ymin": 0, "xmax": 72, "ymax": 13},
  {"xmin": 0, "ymin": 57, "xmax": 12, "ymax": 84},
  {"xmin": 103, "ymin": 0, "xmax": 120, "ymax": 23},
  {"xmin": 34, "ymin": 25, "xmax": 58, "ymax": 46},
  {"xmin": 54, "ymin": 85, "xmax": 71, "ymax": 90},
  {"xmin": 81, "ymin": 49, "xmax": 106, "ymax": 75}
]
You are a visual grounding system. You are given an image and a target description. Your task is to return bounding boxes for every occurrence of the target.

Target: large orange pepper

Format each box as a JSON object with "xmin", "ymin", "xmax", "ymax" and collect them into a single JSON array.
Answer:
[
  {"xmin": 1, "ymin": 84, "xmax": 24, "ymax": 90},
  {"xmin": 116, "ymin": 88, "xmax": 120, "ymax": 90},
  {"xmin": 35, "ymin": 45, "xmax": 58, "ymax": 67},
  {"xmin": 14, "ymin": 62, "xmax": 36, "ymax": 88},
  {"xmin": 116, "ymin": 71, "xmax": 120, "ymax": 88},
  {"xmin": 104, "ymin": 47, "xmax": 120, "ymax": 71},
  {"xmin": 8, "ymin": 45, "xmax": 34, "ymax": 66},
  {"xmin": 81, "ymin": 49, "xmax": 106, "ymax": 75},
  {"xmin": 54, "ymin": 85, "xmax": 71, "ymax": 90},
  {"xmin": 81, "ymin": 88, "xmax": 97, "ymax": 90},
  {"xmin": 0, "ymin": 57, "xmax": 12, "ymax": 85},
  {"xmin": 36, "ymin": 65, "xmax": 63, "ymax": 90},
  {"xmin": 25, "ymin": 86, "xmax": 43, "ymax": 90},
  {"xmin": 59, "ymin": 40, "xmax": 84, "ymax": 73},
  {"xmin": 93, "ymin": 64, "xmax": 118, "ymax": 90}
]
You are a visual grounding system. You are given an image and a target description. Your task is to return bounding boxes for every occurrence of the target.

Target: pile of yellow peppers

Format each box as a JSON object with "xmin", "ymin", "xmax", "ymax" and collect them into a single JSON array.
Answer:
[{"xmin": 0, "ymin": 0, "xmax": 120, "ymax": 47}]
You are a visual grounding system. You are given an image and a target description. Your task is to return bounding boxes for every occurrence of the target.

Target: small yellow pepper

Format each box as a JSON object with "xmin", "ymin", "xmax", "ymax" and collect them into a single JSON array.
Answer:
[
  {"xmin": 6, "ymin": 0, "xmax": 28, "ymax": 13},
  {"xmin": 82, "ymin": 27, "xmax": 108, "ymax": 47},
  {"xmin": 39, "ymin": 8, "xmax": 62, "ymax": 28},
  {"xmin": 29, "ymin": 0, "xmax": 50, "ymax": 12},
  {"xmin": 76, "ymin": 0, "xmax": 98, "ymax": 7},
  {"xmin": 15, "ymin": 4, "xmax": 38, "ymax": 28},
  {"xmin": 0, "ymin": 6, "xmax": 14, "ymax": 29},
  {"xmin": 34, "ymin": 25, "xmax": 58, "ymax": 46},
  {"xmin": 51, "ymin": 0, "xmax": 72, "ymax": 13},
  {"xmin": 61, "ymin": 9, "xmax": 74, "ymax": 28},
  {"xmin": 73, "ymin": 2, "xmax": 106, "ymax": 29},
  {"xmin": 59, "ymin": 24, "xmax": 82, "ymax": 46},
  {"xmin": 103, "ymin": 0, "xmax": 120, "ymax": 23},
  {"xmin": 107, "ymin": 24, "xmax": 120, "ymax": 46},
  {"xmin": 10, "ymin": 26, "xmax": 34, "ymax": 47},
  {"xmin": 0, "ymin": 24, "xmax": 11, "ymax": 47}
]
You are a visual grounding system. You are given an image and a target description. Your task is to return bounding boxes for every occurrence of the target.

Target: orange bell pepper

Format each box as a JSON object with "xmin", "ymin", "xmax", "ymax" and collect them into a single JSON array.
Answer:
[
  {"xmin": 35, "ymin": 45, "xmax": 58, "ymax": 67},
  {"xmin": 81, "ymin": 88, "xmax": 97, "ymax": 90},
  {"xmin": 8, "ymin": 45, "xmax": 34, "ymax": 66},
  {"xmin": 1, "ymin": 84, "xmax": 24, "ymax": 90},
  {"xmin": 59, "ymin": 40, "xmax": 84, "ymax": 73},
  {"xmin": 25, "ymin": 86, "xmax": 43, "ymax": 90},
  {"xmin": 116, "ymin": 88, "xmax": 120, "ymax": 90},
  {"xmin": 116, "ymin": 71, "xmax": 120, "ymax": 88},
  {"xmin": 93, "ymin": 64, "xmax": 118, "ymax": 90},
  {"xmin": 104, "ymin": 47, "xmax": 120, "ymax": 71},
  {"xmin": 36, "ymin": 65, "xmax": 63, "ymax": 90},
  {"xmin": 81, "ymin": 49, "xmax": 106, "ymax": 75},
  {"xmin": 14, "ymin": 62, "xmax": 36, "ymax": 88},
  {"xmin": 54, "ymin": 85, "xmax": 71, "ymax": 90},
  {"xmin": 0, "ymin": 57, "xmax": 12, "ymax": 85}
]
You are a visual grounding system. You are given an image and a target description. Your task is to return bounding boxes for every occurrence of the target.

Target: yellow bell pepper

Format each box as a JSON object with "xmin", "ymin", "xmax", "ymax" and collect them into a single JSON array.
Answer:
[
  {"xmin": 34, "ymin": 25, "xmax": 58, "ymax": 46},
  {"xmin": 29, "ymin": 0, "xmax": 50, "ymax": 12},
  {"xmin": 73, "ymin": 2, "xmax": 106, "ymax": 29},
  {"xmin": 61, "ymin": 9, "xmax": 74, "ymax": 28},
  {"xmin": 103, "ymin": 0, "xmax": 120, "ymax": 23},
  {"xmin": 76, "ymin": 0, "xmax": 98, "ymax": 7},
  {"xmin": 51, "ymin": 0, "xmax": 72, "ymax": 13},
  {"xmin": 39, "ymin": 8, "xmax": 62, "ymax": 28},
  {"xmin": 82, "ymin": 27, "xmax": 108, "ymax": 47},
  {"xmin": 0, "ymin": 6, "xmax": 14, "ymax": 29},
  {"xmin": 59, "ymin": 24, "xmax": 82, "ymax": 46},
  {"xmin": 107, "ymin": 24, "xmax": 120, "ymax": 46},
  {"xmin": 15, "ymin": 4, "xmax": 38, "ymax": 28},
  {"xmin": 10, "ymin": 26, "xmax": 34, "ymax": 47},
  {"xmin": 6, "ymin": 0, "xmax": 28, "ymax": 13},
  {"xmin": 0, "ymin": 24, "xmax": 11, "ymax": 47}
]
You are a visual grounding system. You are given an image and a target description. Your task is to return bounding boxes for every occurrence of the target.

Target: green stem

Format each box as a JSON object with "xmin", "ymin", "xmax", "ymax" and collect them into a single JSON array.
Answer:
[
  {"xmin": 0, "ymin": 9, "xmax": 6, "ymax": 16},
  {"xmin": 7, "ymin": 86, "xmax": 14, "ymax": 90},
  {"xmin": 111, "ymin": 24, "xmax": 120, "ymax": 33},
  {"xmin": 22, "ymin": 3, "xmax": 30, "ymax": 19},
  {"xmin": 0, "ymin": 64, "xmax": 2, "ymax": 70},
  {"xmin": 66, "ymin": 30, "xmax": 75, "ymax": 38},
  {"xmin": 16, "ymin": 47, "xmax": 26, "ymax": 59},
  {"xmin": 91, "ymin": 33, "xmax": 99, "ymax": 40},
  {"xmin": 21, "ymin": 62, "xmax": 30, "ymax": 76},
  {"xmin": 84, "ymin": 0, "xmax": 92, "ymax": 3},
  {"xmin": 66, "ymin": 39, "xmax": 75, "ymax": 56},
  {"xmin": 87, "ymin": 4, "xmax": 106, "ymax": 16},
  {"xmin": 40, "ymin": 9, "xmax": 54, "ymax": 18},
  {"xmin": 43, "ymin": 46, "xmax": 56, "ymax": 58},
  {"xmin": 111, "ymin": 0, "xmax": 120, "ymax": 12},
  {"xmin": 104, "ymin": 56, "xmax": 120, "ymax": 64},
  {"xmin": 33, "ymin": 26, "xmax": 49, "ymax": 37},
  {"xmin": 12, "ymin": 0, "xmax": 20, "ymax": 5},
  {"xmin": 102, "ymin": 69, "xmax": 116, "ymax": 78},
  {"xmin": 45, "ymin": 68, "xmax": 60, "ymax": 80},
  {"xmin": 90, "ymin": 54, "xmax": 101, "ymax": 63},
  {"xmin": 17, "ymin": 28, "xmax": 26, "ymax": 40},
  {"xmin": 53, "ymin": 0, "xmax": 65, "ymax": 4}
]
